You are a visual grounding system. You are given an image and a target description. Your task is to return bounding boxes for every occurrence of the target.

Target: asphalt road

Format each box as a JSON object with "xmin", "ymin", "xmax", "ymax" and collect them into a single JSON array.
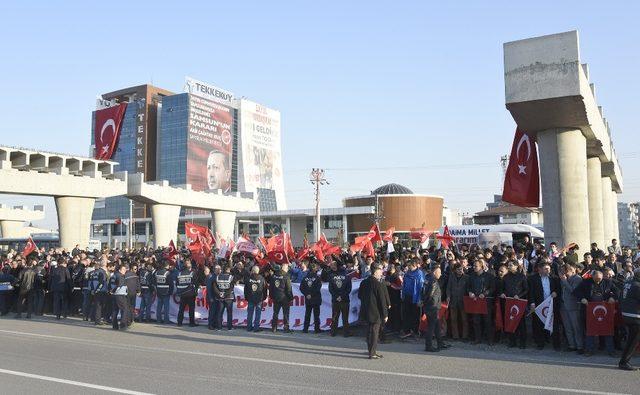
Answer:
[{"xmin": 0, "ymin": 316, "xmax": 636, "ymax": 395}]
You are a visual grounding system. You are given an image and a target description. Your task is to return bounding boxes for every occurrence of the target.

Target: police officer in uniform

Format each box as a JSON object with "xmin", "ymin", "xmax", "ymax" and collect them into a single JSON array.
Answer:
[
  {"xmin": 137, "ymin": 262, "xmax": 155, "ymax": 322},
  {"xmin": 619, "ymin": 269, "xmax": 640, "ymax": 370},
  {"xmin": 212, "ymin": 265, "xmax": 236, "ymax": 330},
  {"xmin": 89, "ymin": 262, "xmax": 108, "ymax": 325},
  {"xmin": 300, "ymin": 263, "xmax": 322, "ymax": 333},
  {"xmin": 111, "ymin": 264, "xmax": 130, "ymax": 330},
  {"xmin": 81, "ymin": 260, "xmax": 94, "ymax": 320},
  {"xmin": 0, "ymin": 267, "xmax": 17, "ymax": 316},
  {"xmin": 33, "ymin": 261, "xmax": 48, "ymax": 316},
  {"xmin": 70, "ymin": 259, "xmax": 86, "ymax": 316},
  {"xmin": 176, "ymin": 259, "xmax": 198, "ymax": 327},
  {"xmin": 244, "ymin": 265, "xmax": 266, "ymax": 332},
  {"xmin": 270, "ymin": 264, "xmax": 293, "ymax": 333},
  {"xmin": 329, "ymin": 261, "xmax": 352, "ymax": 337},
  {"xmin": 153, "ymin": 260, "xmax": 173, "ymax": 324}
]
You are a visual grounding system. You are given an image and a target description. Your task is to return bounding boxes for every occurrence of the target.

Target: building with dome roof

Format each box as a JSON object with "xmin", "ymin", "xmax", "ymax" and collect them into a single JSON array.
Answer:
[
  {"xmin": 342, "ymin": 184, "xmax": 444, "ymax": 241},
  {"xmin": 233, "ymin": 183, "xmax": 446, "ymax": 247}
]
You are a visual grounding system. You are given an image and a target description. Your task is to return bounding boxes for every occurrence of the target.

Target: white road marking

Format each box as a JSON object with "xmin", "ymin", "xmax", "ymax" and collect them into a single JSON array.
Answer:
[
  {"xmin": 0, "ymin": 329, "xmax": 628, "ymax": 395},
  {"xmin": 0, "ymin": 367, "xmax": 154, "ymax": 395}
]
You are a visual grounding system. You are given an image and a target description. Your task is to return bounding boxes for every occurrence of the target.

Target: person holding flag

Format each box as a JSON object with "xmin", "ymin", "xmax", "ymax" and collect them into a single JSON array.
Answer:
[
  {"xmin": 498, "ymin": 260, "xmax": 529, "ymax": 349},
  {"xmin": 466, "ymin": 259, "xmax": 496, "ymax": 345},
  {"xmin": 528, "ymin": 261, "xmax": 561, "ymax": 350}
]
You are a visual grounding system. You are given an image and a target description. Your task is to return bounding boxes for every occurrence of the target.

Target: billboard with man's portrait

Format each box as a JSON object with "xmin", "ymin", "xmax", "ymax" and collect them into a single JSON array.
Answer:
[{"xmin": 186, "ymin": 94, "xmax": 233, "ymax": 192}]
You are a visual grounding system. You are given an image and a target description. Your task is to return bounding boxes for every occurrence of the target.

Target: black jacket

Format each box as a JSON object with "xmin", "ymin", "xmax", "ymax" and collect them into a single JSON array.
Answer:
[
  {"xmin": 500, "ymin": 272, "xmax": 528, "ymax": 299},
  {"xmin": 18, "ymin": 267, "xmax": 36, "ymax": 295},
  {"xmin": 269, "ymin": 271, "xmax": 293, "ymax": 303},
  {"xmin": 300, "ymin": 271, "xmax": 322, "ymax": 306},
  {"xmin": 124, "ymin": 270, "xmax": 140, "ymax": 297},
  {"xmin": 48, "ymin": 266, "xmax": 71, "ymax": 293},
  {"xmin": 212, "ymin": 273, "xmax": 235, "ymax": 301},
  {"xmin": 621, "ymin": 271, "xmax": 640, "ymax": 323},
  {"xmin": 358, "ymin": 276, "xmax": 389, "ymax": 323},
  {"xmin": 466, "ymin": 271, "xmax": 495, "ymax": 298},
  {"xmin": 573, "ymin": 278, "xmax": 618, "ymax": 302},
  {"xmin": 244, "ymin": 273, "xmax": 267, "ymax": 304},
  {"xmin": 528, "ymin": 273, "xmax": 561, "ymax": 306},
  {"xmin": 0, "ymin": 273, "xmax": 17, "ymax": 294},
  {"xmin": 138, "ymin": 268, "xmax": 155, "ymax": 293},
  {"xmin": 328, "ymin": 269, "xmax": 352, "ymax": 303},
  {"xmin": 421, "ymin": 277, "xmax": 442, "ymax": 313}
]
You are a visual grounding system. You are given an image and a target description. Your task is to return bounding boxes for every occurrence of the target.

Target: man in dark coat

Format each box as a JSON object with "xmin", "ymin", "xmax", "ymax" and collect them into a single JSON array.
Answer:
[
  {"xmin": 619, "ymin": 269, "xmax": 640, "ymax": 370},
  {"xmin": 528, "ymin": 261, "xmax": 561, "ymax": 350},
  {"xmin": 300, "ymin": 263, "xmax": 322, "ymax": 334},
  {"xmin": 49, "ymin": 258, "xmax": 72, "ymax": 319},
  {"xmin": 358, "ymin": 265, "xmax": 388, "ymax": 359},
  {"xmin": 422, "ymin": 265, "xmax": 450, "ymax": 352}
]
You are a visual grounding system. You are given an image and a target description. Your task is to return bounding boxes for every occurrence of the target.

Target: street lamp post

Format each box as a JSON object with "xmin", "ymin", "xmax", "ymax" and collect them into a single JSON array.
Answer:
[{"xmin": 310, "ymin": 168, "xmax": 328, "ymax": 241}]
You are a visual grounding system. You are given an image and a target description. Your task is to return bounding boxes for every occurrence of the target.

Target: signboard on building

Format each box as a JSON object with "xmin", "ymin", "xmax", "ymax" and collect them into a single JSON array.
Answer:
[
  {"xmin": 186, "ymin": 94, "xmax": 234, "ymax": 192},
  {"xmin": 184, "ymin": 76, "xmax": 235, "ymax": 106},
  {"xmin": 238, "ymin": 99, "xmax": 286, "ymax": 209}
]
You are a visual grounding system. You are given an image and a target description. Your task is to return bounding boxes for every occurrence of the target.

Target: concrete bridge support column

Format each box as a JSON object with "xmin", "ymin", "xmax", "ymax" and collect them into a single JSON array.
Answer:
[
  {"xmin": 537, "ymin": 128, "xmax": 590, "ymax": 249},
  {"xmin": 586, "ymin": 157, "xmax": 605, "ymax": 249},
  {"xmin": 55, "ymin": 196, "xmax": 95, "ymax": 250},
  {"xmin": 601, "ymin": 177, "xmax": 613, "ymax": 247},
  {"xmin": 212, "ymin": 210, "xmax": 236, "ymax": 242},
  {"xmin": 611, "ymin": 191, "xmax": 620, "ymax": 243},
  {"xmin": 151, "ymin": 204, "xmax": 180, "ymax": 249},
  {"xmin": 0, "ymin": 220, "xmax": 24, "ymax": 238}
]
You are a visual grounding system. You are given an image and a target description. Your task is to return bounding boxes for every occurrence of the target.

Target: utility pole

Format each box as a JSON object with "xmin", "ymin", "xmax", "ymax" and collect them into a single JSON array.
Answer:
[
  {"xmin": 310, "ymin": 168, "xmax": 328, "ymax": 241},
  {"xmin": 128, "ymin": 199, "xmax": 133, "ymax": 249}
]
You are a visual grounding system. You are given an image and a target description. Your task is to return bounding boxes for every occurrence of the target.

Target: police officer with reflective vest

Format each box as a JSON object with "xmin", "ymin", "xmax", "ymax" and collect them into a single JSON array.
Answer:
[
  {"xmin": 212, "ymin": 265, "xmax": 236, "ymax": 330},
  {"xmin": 70, "ymin": 259, "xmax": 86, "ymax": 316},
  {"xmin": 110, "ymin": 264, "xmax": 130, "ymax": 330},
  {"xmin": 81, "ymin": 260, "xmax": 94, "ymax": 320},
  {"xmin": 300, "ymin": 263, "xmax": 322, "ymax": 333},
  {"xmin": 153, "ymin": 260, "xmax": 173, "ymax": 324},
  {"xmin": 244, "ymin": 265, "xmax": 266, "ymax": 332},
  {"xmin": 89, "ymin": 262, "xmax": 108, "ymax": 325},
  {"xmin": 270, "ymin": 263, "xmax": 293, "ymax": 333},
  {"xmin": 176, "ymin": 259, "xmax": 198, "ymax": 327},
  {"xmin": 0, "ymin": 267, "xmax": 17, "ymax": 316},
  {"xmin": 137, "ymin": 262, "xmax": 155, "ymax": 322},
  {"xmin": 329, "ymin": 261, "xmax": 352, "ymax": 337}
]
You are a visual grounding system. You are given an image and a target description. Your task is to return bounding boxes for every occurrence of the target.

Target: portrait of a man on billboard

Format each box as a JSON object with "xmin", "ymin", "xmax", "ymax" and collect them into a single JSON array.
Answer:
[{"xmin": 207, "ymin": 149, "xmax": 231, "ymax": 193}]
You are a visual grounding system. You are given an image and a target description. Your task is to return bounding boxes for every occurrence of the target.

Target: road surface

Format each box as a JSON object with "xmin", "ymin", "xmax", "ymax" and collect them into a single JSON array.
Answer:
[{"xmin": 0, "ymin": 316, "xmax": 636, "ymax": 394}]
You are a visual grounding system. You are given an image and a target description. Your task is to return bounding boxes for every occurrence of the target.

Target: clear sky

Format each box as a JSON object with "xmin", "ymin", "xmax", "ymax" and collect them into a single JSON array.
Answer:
[{"xmin": 0, "ymin": 1, "xmax": 638, "ymax": 230}]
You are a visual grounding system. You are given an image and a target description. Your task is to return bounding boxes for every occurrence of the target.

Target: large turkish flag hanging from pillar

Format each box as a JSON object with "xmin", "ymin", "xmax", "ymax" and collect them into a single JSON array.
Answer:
[
  {"xmin": 502, "ymin": 128, "xmax": 540, "ymax": 207},
  {"xmin": 94, "ymin": 103, "xmax": 128, "ymax": 160}
]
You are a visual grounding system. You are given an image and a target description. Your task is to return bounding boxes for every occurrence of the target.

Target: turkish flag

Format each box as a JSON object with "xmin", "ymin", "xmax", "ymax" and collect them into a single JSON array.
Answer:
[
  {"xmin": 502, "ymin": 128, "xmax": 540, "ymax": 207},
  {"xmin": 185, "ymin": 222, "xmax": 214, "ymax": 257},
  {"xmin": 22, "ymin": 237, "xmax": 37, "ymax": 257},
  {"xmin": 163, "ymin": 240, "xmax": 178, "ymax": 261},
  {"xmin": 586, "ymin": 302, "xmax": 615, "ymax": 336},
  {"xmin": 236, "ymin": 241, "xmax": 259, "ymax": 256},
  {"xmin": 463, "ymin": 296, "xmax": 488, "ymax": 315},
  {"xmin": 267, "ymin": 250, "xmax": 289, "ymax": 264},
  {"xmin": 437, "ymin": 225, "xmax": 455, "ymax": 249},
  {"xmin": 310, "ymin": 243, "xmax": 325, "ymax": 262},
  {"xmin": 503, "ymin": 298, "xmax": 528, "ymax": 333},
  {"xmin": 382, "ymin": 226, "xmax": 395, "ymax": 242},
  {"xmin": 366, "ymin": 224, "xmax": 382, "ymax": 243},
  {"xmin": 495, "ymin": 298, "xmax": 503, "ymax": 331},
  {"xmin": 409, "ymin": 228, "xmax": 431, "ymax": 244},
  {"xmin": 94, "ymin": 103, "xmax": 128, "ymax": 160}
]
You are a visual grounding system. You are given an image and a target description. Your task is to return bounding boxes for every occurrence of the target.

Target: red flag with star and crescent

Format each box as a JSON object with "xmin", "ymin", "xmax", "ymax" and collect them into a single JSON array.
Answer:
[
  {"xmin": 586, "ymin": 302, "xmax": 615, "ymax": 336},
  {"xmin": 503, "ymin": 298, "xmax": 528, "ymax": 333},
  {"xmin": 437, "ymin": 225, "xmax": 455, "ymax": 249},
  {"xmin": 94, "ymin": 103, "xmax": 128, "ymax": 160},
  {"xmin": 22, "ymin": 237, "xmax": 37, "ymax": 257},
  {"xmin": 502, "ymin": 128, "xmax": 540, "ymax": 207}
]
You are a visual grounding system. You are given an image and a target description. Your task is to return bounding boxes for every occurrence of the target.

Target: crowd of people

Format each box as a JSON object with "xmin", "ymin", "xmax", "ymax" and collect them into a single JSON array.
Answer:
[{"xmin": 1, "ymin": 235, "xmax": 639, "ymax": 369}]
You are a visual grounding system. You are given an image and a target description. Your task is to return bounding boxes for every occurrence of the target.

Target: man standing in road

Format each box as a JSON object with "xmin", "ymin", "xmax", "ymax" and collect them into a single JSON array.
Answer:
[
  {"xmin": 422, "ymin": 265, "xmax": 450, "ymax": 352},
  {"xmin": 358, "ymin": 265, "xmax": 388, "ymax": 359}
]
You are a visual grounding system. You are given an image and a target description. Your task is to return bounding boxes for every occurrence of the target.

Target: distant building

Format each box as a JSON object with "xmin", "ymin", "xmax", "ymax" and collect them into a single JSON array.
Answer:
[
  {"xmin": 474, "ymin": 205, "xmax": 543, "ymax": 225},
  {"xmin": 618, "ymin": 202, "xmax": 639, "ymax": 247}
]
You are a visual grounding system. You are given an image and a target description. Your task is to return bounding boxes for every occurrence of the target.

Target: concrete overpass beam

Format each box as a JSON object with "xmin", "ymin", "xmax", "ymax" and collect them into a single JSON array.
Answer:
[
  {"xmin": 55, "ymin": 196, "xmax": 95, "ymax": 251},
  {"xmin": 151, "ymin": 204, "xmax": 180, "ymax": 249},
  {"xmin": 586, "ymin": 157, "xmax": 605, "ymax": 248},
  {"xmin": 537, "ymin": 128, "xmax": 590, "ymax": 249},
  {"xmin": 212, "ymin": 210, "xmax": 236, "ymax": 241},
  {"xmin": 10, "ymin": 151, "xmax": 28, "ymax": 168},
  {"xmin": 601, "ymin": 177, "xmax": 613, "ymax": 247},
  {"xmin": 0, "ymin": 220, "xmax": 24, "ymax": 238}
]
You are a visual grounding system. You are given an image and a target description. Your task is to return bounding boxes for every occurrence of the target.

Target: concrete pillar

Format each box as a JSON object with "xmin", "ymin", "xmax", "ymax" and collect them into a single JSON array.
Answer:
[
  {"xmin": 151, "ymin": 204, "xmax": 180, "ymax": 248},
  {"xmin": 611, "ymin": 191, "xmax": 620, "ymax": 243},
  {"xmin": 55, "ymin": 196, "xmax": 95, "ymax": 251},
  {"xmin": 342, "ymin": 214, "xmax": 348, "ymax": 246},
  {"xmin": 258, "ymin": 217, "xmax": 265, "ymax": 238},
  {"xmin": 285, "ymin": 217, "xmax": 291, "ymax": 234},
  {"xmin": 537, "ymin": 129, "xmax": 590, "ymax": 249},
  {"xmin": 212, "ymin": 210, "xmax": 236, "ymax": 241},
  {"xmin": 312, "ymin": 216, "xmax": 318, "ymax": 242},
  {"xmin": 107, "ymin": 224, "xmax": 112, "ymax": 249},
  {"xmin": 586, "ymin": 157, "xmax": 605, "ymax": 248},
  {"xmin": 601, "ymin": 177, "xmax": 613, "ymax": 247},
  {"xmin": 145, "ymin": 222, "xmax": 150, "ymax": 246},
  {"xmin": 0, "ymin": 220, "xmax": 24, "ymax": 238}
]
